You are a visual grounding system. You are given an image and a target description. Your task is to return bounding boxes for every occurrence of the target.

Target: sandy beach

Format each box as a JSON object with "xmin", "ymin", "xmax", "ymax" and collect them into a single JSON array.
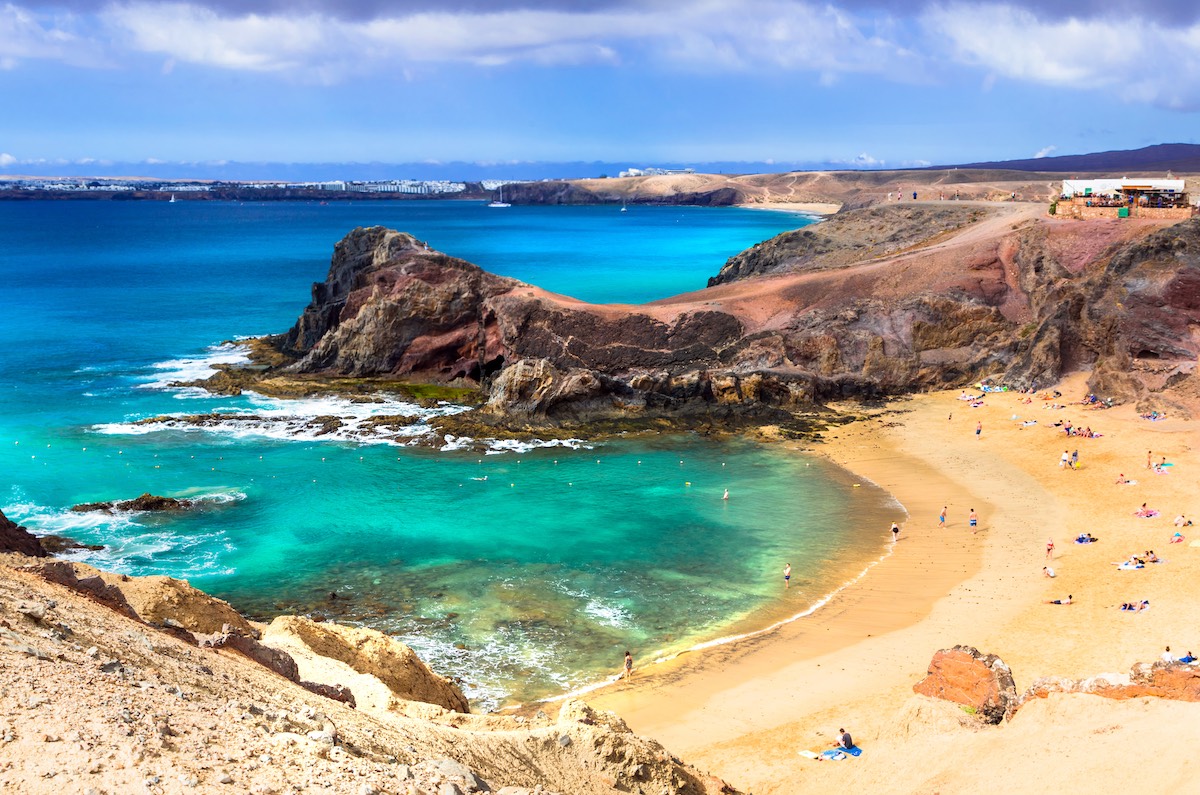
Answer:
[
  {"xmin": 588, "ymin": 373, "xmax": 1200, "ymax": 792},
  {"xmin": 736, "ymin": 200, "xmax": 842, "ymax": 215}
]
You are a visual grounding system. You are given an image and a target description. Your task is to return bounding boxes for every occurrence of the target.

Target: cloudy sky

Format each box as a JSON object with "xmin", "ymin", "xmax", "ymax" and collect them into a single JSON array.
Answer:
[{"xmin": 3, "ymin": 0, "xmax": 1200, "ymax": 174}]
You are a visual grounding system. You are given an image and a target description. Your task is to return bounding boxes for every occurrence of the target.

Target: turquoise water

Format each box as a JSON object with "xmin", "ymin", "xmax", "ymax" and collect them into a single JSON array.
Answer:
[{"xmin": 0, "ymin": 200, "xmax": 897, "ymax": 707}]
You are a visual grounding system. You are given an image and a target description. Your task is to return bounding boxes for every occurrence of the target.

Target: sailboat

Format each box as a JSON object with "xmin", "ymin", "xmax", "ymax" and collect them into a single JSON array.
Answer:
[
  {"xmin": 488, "ymin": 185, "xmax": 511, "ymax": 208},
  {"xmin": 169, "ymin": 194, "xmax": 177, "ymax": 203},
  {"xmin": 620, "ymin": 197, "xmax": 628, "ymax": 213}
]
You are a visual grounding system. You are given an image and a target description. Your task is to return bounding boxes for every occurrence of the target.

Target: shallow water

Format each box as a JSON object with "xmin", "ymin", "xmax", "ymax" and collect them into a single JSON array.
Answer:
[{"xmin": 0, "ymin": 200, "xmax": 899, "ymax": 708}]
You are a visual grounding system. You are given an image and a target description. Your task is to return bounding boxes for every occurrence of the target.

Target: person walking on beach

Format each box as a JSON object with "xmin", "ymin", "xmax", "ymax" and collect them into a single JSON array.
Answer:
[
  {"xmin": 1147, "ymin": 450, "xmax": 1153, "ymax": 469},
  {"xmin": 1060, "ymin": 450, "xmax": 1070, "ymax": 469},
  {"xmin": 891, "ymin": 522, "xmax": 900, "ymax": 542},
  {"xmin": 783, "ymin": 563, "xmax": 792, "ymax": 589},
  {"xmin": 969, "ymin": 509, "xmax": 978, "ymax": 533},
  {"xmin": 1046, "ymin": 538, "xmax": 1055, "ymax": 560},
  {"xmin": 623, "ymin": 650, "xmax": 633, "ymax": 679},
  {"xmin": 975, "ymin": 421, "xmax": 982, "ymax": 438},
  {"xmin": 939, "ymin": 506, "xmax": 947, "ymax": 527},
  {"xmin": 1071, "ymin": 449, "xmax": 1079, "ymax": 469}
]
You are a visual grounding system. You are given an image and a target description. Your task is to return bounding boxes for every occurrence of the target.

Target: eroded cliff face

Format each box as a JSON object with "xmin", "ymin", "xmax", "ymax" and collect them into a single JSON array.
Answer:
[{"xmin": 269, "ymin": 212, "xmax": 1200, "ymax": 423}]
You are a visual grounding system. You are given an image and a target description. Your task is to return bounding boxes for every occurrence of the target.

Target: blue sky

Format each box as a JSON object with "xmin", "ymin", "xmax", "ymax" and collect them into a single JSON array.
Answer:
[{"xmin": 3, "ymin": 0, "xmax": 1200, "ymax": 177}]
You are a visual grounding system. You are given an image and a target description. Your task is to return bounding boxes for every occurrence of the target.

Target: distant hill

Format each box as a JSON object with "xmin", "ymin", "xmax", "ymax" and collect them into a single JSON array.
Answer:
[{"xmin": 938, "ymin": 143, "xmax": 1200, "ymax": 174}]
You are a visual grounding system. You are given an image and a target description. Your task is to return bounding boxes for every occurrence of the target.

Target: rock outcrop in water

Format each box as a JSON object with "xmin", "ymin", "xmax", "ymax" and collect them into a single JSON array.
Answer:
[
  {"xmin": 72, "ymin": 493, "xmax": 195, "ymax": 513},
  {"xmin": 259, "ymin": 206, "xmax": 1200, "ymax": 424},
  {"xmin": 0, "ymin": 508, "xmax": 47, "ymax": 557}
]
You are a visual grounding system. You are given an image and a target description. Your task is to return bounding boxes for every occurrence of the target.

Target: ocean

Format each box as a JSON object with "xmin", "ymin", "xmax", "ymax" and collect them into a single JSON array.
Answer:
[{"xmin": 0, "ymin": 199, "xmax": 899, "ymax": 708}]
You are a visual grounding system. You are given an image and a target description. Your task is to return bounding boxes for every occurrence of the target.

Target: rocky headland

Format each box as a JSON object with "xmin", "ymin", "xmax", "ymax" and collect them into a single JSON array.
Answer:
[{"xmin": 182, "ymin": 200, "xmax": 1200, "ymax": 442}]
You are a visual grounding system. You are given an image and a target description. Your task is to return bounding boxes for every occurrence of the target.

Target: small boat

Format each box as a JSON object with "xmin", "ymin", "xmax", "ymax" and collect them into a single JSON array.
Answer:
[
  {"xmin": 169, "ymin": 194, "xmax": 176, "ymax": 203},
  {"xmin": 488, "ymin": 185, "xmax": 511, "ymax": 208},
  {"xmin": 620, "ymin": 198, "xmax": 627, "ymax": 213}
]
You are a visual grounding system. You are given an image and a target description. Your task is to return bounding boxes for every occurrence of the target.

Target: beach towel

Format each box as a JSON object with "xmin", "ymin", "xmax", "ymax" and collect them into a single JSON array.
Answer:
[
  {"xmin": 1116, "ymin": 562, "xmax": 1144, "ymax": 570},
  {"xmin": 820, "ymin": 750, "xmax": 848, "ymax": 761},
  {"xmin": 1134, "ymin": 510, "xmax": 1160, "ymax": 518}
]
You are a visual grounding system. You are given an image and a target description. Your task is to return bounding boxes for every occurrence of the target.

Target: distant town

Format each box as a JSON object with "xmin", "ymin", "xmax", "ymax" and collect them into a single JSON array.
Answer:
[{"xmin": 0, "ymin": 167, "xmax": 697, "ymax": 201}]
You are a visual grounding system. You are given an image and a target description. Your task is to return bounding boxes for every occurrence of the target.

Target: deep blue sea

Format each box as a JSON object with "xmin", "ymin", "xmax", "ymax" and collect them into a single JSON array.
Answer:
[{"xmin": 0, "ymin": 199, "xmax": 897, "ymax": 707}]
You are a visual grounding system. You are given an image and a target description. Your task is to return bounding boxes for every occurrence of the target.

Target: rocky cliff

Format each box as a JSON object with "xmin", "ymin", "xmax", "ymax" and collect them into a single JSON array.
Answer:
[
  {"xmin": 0, "ymin": 554, "xmax": 736, "ymax": 794},
  {"xmin": 258, "ymin": 207, "xmax": 1200, "ymax": 426}
]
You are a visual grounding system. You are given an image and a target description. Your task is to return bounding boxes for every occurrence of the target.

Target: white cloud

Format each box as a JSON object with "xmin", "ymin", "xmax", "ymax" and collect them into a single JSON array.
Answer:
[
  {"xmin": 924, "ymin": 3, "xmax": 1200, "ymax": 109},
  {"xmin": 0, "ymin": 152, "xmax": 17, "ymax": 167},
  {"xmin": 90, "ymin": 1, "xmax": 927, "ymax": 82},
  {"xmin": 0, "ymin": 3, "xmax": 106, "ymax": 68},
  {"xmin": 1033, "ymin": 145, "xmax": 1057, "ymax": 158}
]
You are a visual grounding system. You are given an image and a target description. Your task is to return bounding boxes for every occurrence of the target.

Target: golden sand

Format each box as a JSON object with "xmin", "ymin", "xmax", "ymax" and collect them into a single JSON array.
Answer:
[{"xmin": 588, "ymin": 373, "xmax": 1200, "ymax": 792}]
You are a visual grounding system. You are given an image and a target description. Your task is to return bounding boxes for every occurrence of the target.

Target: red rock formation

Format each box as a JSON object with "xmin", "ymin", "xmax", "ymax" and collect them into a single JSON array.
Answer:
[
  {"xmin": 1024, "ymin": 660, "xmax": 1200, "ymax": 704},
  {"xmin": 259, "ymin": 210, "xmax": 1200, "ymax": 421},
  {"xmin": 912, "ymin": 645, "xmax": 1018, "ymax": 724}
]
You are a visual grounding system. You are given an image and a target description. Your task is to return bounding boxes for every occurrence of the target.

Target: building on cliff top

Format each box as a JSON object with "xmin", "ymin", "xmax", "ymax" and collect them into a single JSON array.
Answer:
[{"xmin": 1058, "ymin": 178, "xmax": 1194, "ymax": 220}]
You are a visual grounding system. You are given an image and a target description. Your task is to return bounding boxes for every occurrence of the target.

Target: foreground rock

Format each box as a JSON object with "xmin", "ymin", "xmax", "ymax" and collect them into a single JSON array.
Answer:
[
  {"xmin": 0, "ymin": 553, "xmax": 734, "ymax": 794},
  {"xmin": 265, "ymin": 616, "xmax": 470, "ymax": 713},
  {"xmin": 912, "ymin": 645, "xmax": 1018, "ymax": 724}
]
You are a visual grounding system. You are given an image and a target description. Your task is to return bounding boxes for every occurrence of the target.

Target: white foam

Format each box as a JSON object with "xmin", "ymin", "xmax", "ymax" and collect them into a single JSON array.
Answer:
[
  {"xmin": 2, "ymin": 500, "xmax": 233, "ymax": 578},
  {"xmin": 94, "ymin": 392, "xmax": 470, "ymax": 446},
  {"xmin": 139, "ymin": 342, "xmax": 252, "ymax": 390}
]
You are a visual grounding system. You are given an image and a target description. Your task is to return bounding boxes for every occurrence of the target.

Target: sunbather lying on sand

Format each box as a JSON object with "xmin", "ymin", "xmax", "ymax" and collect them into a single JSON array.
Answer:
[{"xmin": 1045, "ymin": 595, "xmax": 1072, "ymax": 605}]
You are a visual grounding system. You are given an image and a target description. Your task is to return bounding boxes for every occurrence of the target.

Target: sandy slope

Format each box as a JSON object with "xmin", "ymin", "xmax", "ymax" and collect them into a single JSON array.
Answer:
[{"xmin": 587, "ymin": 372, "xmax": 1200, "ymax": 792}]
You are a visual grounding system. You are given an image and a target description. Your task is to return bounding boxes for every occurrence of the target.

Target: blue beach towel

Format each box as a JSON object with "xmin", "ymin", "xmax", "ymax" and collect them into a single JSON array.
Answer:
[{"xmin": 819, "ymin": 750, "xmax": 847, "ymax": 761}]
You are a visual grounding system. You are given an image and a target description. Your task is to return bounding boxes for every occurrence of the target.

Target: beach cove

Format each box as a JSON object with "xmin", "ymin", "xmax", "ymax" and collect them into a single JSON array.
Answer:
[{"xmin": 585, "ymin": 373, "xmax": 1200, "ymax": 792}]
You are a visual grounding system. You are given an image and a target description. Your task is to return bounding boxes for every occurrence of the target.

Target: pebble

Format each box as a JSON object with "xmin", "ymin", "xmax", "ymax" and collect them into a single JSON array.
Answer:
[
  {"xmin": 86, "ymin": 646, "xmax": 99, "ymax": 657},
  {"xmin": 179, "ymin": 774, "xmax": 199, "ymax": 787},
  {"xmin": 218, "ymin": 773, "xmax": 234, "ymax": 784},
  {"xmin": 18, "ymin": 602, "xmax": 47, "ymax": 622}
]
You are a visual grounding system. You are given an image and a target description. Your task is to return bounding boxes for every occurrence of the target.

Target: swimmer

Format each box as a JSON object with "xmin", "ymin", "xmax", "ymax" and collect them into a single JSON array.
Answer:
[{"xmin": 723, "ymin": 488, "xmax": 729, "ymax": 501}]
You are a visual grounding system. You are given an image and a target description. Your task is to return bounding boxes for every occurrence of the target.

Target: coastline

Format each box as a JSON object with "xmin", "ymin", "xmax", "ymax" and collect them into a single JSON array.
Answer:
[
  {"xmin": 586, "ymin": 374, "xmax": 1200, "ymax": 792},
  {"xmin": 736, "ymin": 200, "xmax": 841, "ymax": 215}
]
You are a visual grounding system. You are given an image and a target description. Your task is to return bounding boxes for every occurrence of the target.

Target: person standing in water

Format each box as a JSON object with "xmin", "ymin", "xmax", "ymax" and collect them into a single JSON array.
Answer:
[
  {"xmin": 891, "ymin": 522, "xmax": 900, "ymax": 542},
  {"xmin": 622, "ymin": 651, "xmax": 633, "ymax": 679},
  {"xmin": 722, "ymin": 488, "xmax": 729, "ymax": 501},
  {"xmin": 783, "ymin": 563, "xmax": 792, "ymax": 589}
]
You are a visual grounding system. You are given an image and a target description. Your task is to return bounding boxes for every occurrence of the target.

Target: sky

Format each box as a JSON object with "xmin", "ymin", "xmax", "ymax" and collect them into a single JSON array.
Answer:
[{"xmin": 3, "ymin": 0, "xmax": 1200, "ymax": 178}]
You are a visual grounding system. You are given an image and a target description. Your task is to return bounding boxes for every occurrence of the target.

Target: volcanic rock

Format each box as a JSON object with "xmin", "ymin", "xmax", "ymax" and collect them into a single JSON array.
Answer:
[
  {"xmin": 0, "ymin": 508, "xmax": 48, "ymax": 557},
  {"xmin": 252, "ymin": 209, "xmax": 1200, "ymax": 423},
  {"xmin": 71, "ymin": 493, "xmax": 194, "ymax": 513},
  {"xmin": 913, "ymin": 645, "xmax": 1018, "ymax": 724}
]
